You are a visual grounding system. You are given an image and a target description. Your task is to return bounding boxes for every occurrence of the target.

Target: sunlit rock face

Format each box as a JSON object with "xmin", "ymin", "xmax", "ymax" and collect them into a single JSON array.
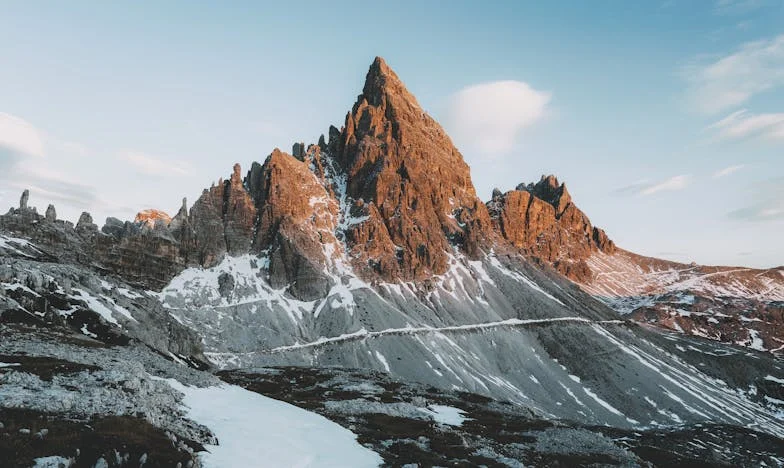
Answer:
[{"xmin": 134, "ymin": 209, "xmax": 172, "ymax": 228}]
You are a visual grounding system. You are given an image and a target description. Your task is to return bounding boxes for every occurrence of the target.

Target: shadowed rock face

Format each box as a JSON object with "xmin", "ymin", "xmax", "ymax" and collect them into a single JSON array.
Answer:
[
  {"xmin": 187, "ymin": 163, "xmax": 257, "ymax": 267},
  {"xmin": 487, "ymin": 175, "xmax": 616, "ymax": 283}
]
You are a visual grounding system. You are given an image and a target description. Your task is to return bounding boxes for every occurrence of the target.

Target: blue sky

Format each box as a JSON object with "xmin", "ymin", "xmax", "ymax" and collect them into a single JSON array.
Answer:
[{"xmin": 0, "ymin": 1, "xmax": 782, "ymax": 267}]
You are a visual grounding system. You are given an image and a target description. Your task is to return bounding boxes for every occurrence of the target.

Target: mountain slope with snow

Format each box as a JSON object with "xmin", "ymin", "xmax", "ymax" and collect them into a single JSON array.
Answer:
[{"xmin": 581, "ymin": 249, "xmax": 784, "ymax": 353}]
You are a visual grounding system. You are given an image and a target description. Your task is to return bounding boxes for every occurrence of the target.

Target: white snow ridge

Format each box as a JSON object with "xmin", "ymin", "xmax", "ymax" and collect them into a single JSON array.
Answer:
[{"xmin": 165, "ymin": 379, "xmax": 382, "ymax": 467}]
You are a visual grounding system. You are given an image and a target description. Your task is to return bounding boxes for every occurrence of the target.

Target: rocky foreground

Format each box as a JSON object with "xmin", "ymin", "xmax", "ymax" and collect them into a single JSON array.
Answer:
[{"xmin": 2, "ymin": 323, "xmax": 783, "ymax": 467}]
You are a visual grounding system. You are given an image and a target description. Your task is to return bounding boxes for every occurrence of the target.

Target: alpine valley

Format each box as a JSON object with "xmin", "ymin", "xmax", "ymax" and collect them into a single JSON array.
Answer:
[{"xmin": 1, "ymin": 58, "xmax": 783, "ymax": 467}]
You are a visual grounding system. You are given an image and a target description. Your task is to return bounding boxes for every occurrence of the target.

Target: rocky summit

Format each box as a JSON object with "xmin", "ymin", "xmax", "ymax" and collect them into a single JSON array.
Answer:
[
  {"xmin": 1, "ymin": 57, "xmax": 783, "ymax": 467},
  {"xmin": 487, "ymin": 174, "xmax": 616, "ymax": 283}
]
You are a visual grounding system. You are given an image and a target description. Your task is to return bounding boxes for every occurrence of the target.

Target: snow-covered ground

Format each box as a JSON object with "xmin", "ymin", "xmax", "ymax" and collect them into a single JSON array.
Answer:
[{"xmin": 165, "ymin": 379, "xmax": 382, "ymax": 468}]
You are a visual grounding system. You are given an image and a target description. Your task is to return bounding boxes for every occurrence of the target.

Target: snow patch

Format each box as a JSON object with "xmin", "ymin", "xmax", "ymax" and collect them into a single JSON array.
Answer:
[
  {"xmin": 33, "ymin": 456, "xmax": 73, "ymax": 468},
  {"xmin": 374, "ymin": 350, "xmax": 391, "ymax": 372},
  {"xmin": 582, "ymin": 387, "xmax": 625, "ymax": 418},
  {"xmin": 764, "ymin": 375, "xmax": 784, "ymax": 385},
  {"xmin": 748, "ymin": 330, "xmax": 766, "ymax": 351},
  {"xmin": 417, "ymin": 405, "xmax": 469, "ymax": 426},
  {"xmin": 72, "ymin": 288, "xmax": 119, "ymax": 325},
  {"xmin": 80, "ymin": 324, "xmax": 98, "ymax": 339},
  {"xmin": 165, "ymin": 379, "xmax": 382, "ymax": 467},
  {"xmin": 0, "ymin": 234, "xmax": 40, "ymax": 257}
]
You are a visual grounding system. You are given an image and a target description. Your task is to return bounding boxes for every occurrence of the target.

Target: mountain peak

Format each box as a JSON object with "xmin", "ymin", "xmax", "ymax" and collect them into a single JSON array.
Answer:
[
  {"xmin": 488, "ymin": 174, "xmax": 614, "ymax": 282},
  {"xmin": 530, "ymin": 174, "xmax": 571, "ymax": 216},
  {"xmin": 359, "ymin": 56, "xmax": 420, "ymax": 109},
  {"xmin": 330, "ymin": 57, "xmax": 494, "ymax": 281}
]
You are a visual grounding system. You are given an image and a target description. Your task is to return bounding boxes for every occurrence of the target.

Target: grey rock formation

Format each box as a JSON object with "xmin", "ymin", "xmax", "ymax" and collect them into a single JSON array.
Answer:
[
  {"xmin": 217, "ymin": 272, "xmax": 235, "ymax": 298},
  {"xmin": 45, "ymin": 204, "xmax": 56, "ymax": 222},
  {"xmin": 19, "ymin": 190, "xmax": 29, "ymax": 210},
  {"xmin": 292, "ymin": 142, "xmax": 306, "ymax": 160}
]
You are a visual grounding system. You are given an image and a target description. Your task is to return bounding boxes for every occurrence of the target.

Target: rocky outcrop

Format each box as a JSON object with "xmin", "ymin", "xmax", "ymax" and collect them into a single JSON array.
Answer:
[
  {"xmin": 44, "ymin": 205, "xmax": 56, "ymax": 222},
  {"xmin": 75, "ymin": 212, "xmax": 98, "ymax": 238},
  {"xmin": 223, "ymin": 164, "xmax": 257, "ymax": 256},
  {"xmin": 334, "ymin": 56, "xmax": 494, "ymax": 281},
  {"xmin": 487, "ymin": 175, "xmax": 615, "ymax": 282},
  {"xmin": 186, "ymin": 164, "xmax": 257, "ymax": 267},
  {"xmin": 19, "ymin": 190, "xmax": 29, "ymax": 210},
  {"xmin": 248, "ymin": 149, "xmax": 336, "ymax": 300}
]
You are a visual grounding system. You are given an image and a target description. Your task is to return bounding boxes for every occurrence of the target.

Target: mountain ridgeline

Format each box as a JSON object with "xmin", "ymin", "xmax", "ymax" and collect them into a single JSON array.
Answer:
[{"xmin": 0, "ymin": 57, "xmax": 616, "ymax": 296}]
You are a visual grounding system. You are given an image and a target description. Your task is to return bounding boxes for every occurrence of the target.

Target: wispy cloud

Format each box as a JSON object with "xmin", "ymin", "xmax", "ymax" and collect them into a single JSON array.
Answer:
[
  {"xmin": 0, "ymin": 112, "xmax": 104, "ymax": 218},
  {"xmin": 446, "ymin": 80, "xmax": 551, "ymax": 156},
  {"xmin": 713, "ymin": 0, "xmax": 768, "ymax": 15},
  {"xmin": 712, "ymin": 164, "xmax": 745, "ymax": 178},
  {"xmin": 119, "ymin": 150, "xmax": 191, "ymax": 177},
  {"xmin": 682, "ymin": 34, "xmax": 784, "ymax": 114},
  {"xmin": 612, "ymin": 179, "xmax": 651, "ymax": 195},
  {"xmin": 9, "ymin": 172, "xmax": 98, "ymax": 209},
  {"xmin": 728, "ymin": 177, "xmax": 784, "ymax": 221},
  {"xmin": 0, "ymin": 112, "xmax": 45, "ymax": 159},
  {"xmin": 708, "ymin": 109, "xmax": 784, "ymax": 141},
  {"xmin": 613, "ymin": 175, "xmax": 691, "ymax": 196},
  {"xmin": 641, "ymin": 175, "xmax": 691, "ymax": 195}
]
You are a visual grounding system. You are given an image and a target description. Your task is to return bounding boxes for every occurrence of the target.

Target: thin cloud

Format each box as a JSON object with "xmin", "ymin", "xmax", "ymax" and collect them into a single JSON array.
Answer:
[
  {"xmin": 712, "ymin": 164, "xmax": 745, "ymax": 178},
  {"xmin": 612, "ymin": 179, "xmax": 651, "ymax": 195},
  {"xmin": 728, "ymin": 177, "xmax": 784, "ymax": 221},
  {"xmin": 682, "ymin": 34, "xmax": 784, "ymax": 114},
  {"xmin": 708, "ymin": 109, "xmax": 784, "ymax": 141},
  {"xmin": 0, "ymin": 111, "xmax": 179, "ymax": 224},
  {"xmin": 730, "ymin": 203, "xmax": 784, "ymax": 221},
  {"xmin": 446, "ymin": 80, "xmax": 551, "ymax": 156},
  {"xmin": 9, "ymin": 175, "xmax": 98, "ymax": 210},
  {"xmin": 613, "ymin": 175, "xmax": 691, "ymax": 196},
  {"xmin": 119, "ymin": 150, "xmax": 191, "ymax": 177},
  {"xmin": 713, "ymin": 0, "xmax": 768, "ymax": 15},
  {"xmin": 0, "ymin": 112, "xmax": 45, "ymax": 158},
  {"xmin": 641, "ymin": 175, "xmax": 691, "ymax": 195}
]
